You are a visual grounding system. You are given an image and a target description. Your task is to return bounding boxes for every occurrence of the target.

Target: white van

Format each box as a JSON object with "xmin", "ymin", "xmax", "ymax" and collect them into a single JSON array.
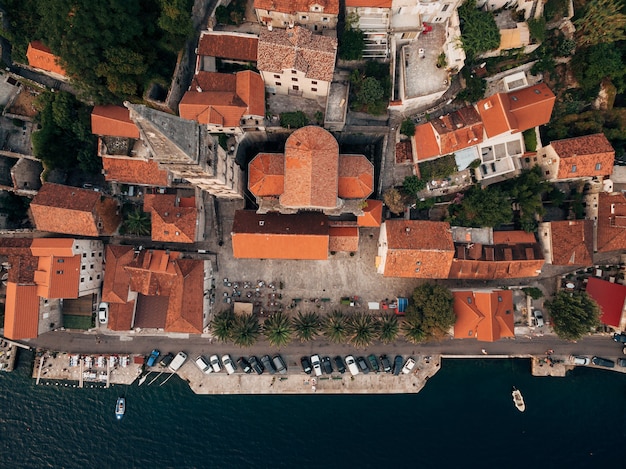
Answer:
[
  {"xmin": 195, "ymin": 355, "xmax": 212, "ymax": 374},
  {"xmin": 168, "ymin": 351, "xmax": 187, "ymax": 372}
]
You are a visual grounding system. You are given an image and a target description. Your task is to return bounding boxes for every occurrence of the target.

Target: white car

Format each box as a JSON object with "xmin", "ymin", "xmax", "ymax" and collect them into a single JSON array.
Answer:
[
  {"xmin": 195, "ymin": 355, "xmax": 212, "ymax": 374},
  {"xmin": 345, "ymin": 355, "xmax": 360, "ymax": 376},
  {"xmin": 533, "ymin": 310, "xmax": 544, "ymax": 327},
  {"xmin": 222, "ymin": 354, "xmax": 236, "ymax": 375},
  {"xmin": 402, "ymin": 357, "xmax": 416, "ymax": 374},
  {"xmin": 571, "ymin": 356, "xmax": 590, "ymax": 366},
  {"xmin": 209, "ymin": 354, "xmax": 222, "ymax": 373},
  {"xmin": 310, "ymin": 354, "xmax": 322, "ymax": 377},
  {"xmin": 98, "ymin": 302, "xmax": 109, "ymax": 324}
]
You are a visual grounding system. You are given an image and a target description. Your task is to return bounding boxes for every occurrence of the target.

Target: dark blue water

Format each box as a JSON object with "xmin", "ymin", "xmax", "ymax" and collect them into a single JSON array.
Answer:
[{"xmin": 1, "ymin": 350, "xmax": 625, "ymax": 468}]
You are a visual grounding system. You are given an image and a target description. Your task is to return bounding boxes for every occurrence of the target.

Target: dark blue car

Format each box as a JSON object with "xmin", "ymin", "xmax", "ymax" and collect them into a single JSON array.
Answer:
[{"xmin": 146, "ymin": 349, "xmax": 160, "ymax": 367}]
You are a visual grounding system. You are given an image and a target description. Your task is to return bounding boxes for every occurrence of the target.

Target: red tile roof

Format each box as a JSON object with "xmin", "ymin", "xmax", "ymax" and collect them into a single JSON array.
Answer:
[
  {"xmin": 596, "ymin": 192, "xmax": 626, "ymax": 253},
  {"xmin": 346, "ymin": 0, "xmax": 391, "ymax": 6},
  {"xmin": 179, "ymin": 71, "xmax": 265, "ymax": 126},
  {"xmin": 32, "ymin": 239, "xmax": 81, "ymax": 299},
  {"xmin": 586, "ymin": 277, "xmax": 626, "ymax": 327},
  {"xmin": 281, "ymin": 126, "xmax": 339, "ymax": 209},
  {"xmin": 430, "ymin": 107, "xmax": 484, "ymax": 155},
  {"xmin": 395, "ymin": 140, "xmax": 413, "ymax": 164},
  {"xmin": 414, "ymin": 123, "xmax": 441, "ymax": 161},
  {"xmin": 30, "ymin": 183, "xmax": 121, "ymax": 237},
  {"xmin": 102, "ymin": 245, "xmax": 135, "ymax": 304},
  {"xmin": 232, "ymin": 210, "xmax": 329, "ymax": 259},
  {"xmin": 548, "ymin": 220, "xmax": 594, "ymax": 266},
  {"xmin": 248, "ymin": 153, "xmax": 285, "ymax": 197},
  {"xmin": 102, "ymin": 156, "xmax": 170, "ymax": 186},
  {"xmin": 453, "ymin": 290, "xmax": 515, "ymax": 342},
  {"xmin": 144, "ymin": 194, "xmax": 197, "ymax": 243},
  {"xmin": 358, "ymin": 199, "xmax": 383, "ymax": 227},
  {"xmin": 381, "ymin": 220, "xmax": 454, "ymax": 278},
  {"xmin": 477, "ymin": 83, "xmax": 555, "ymax": 137},
  {"xmin": 91, "ymin": 105, "xmax": 140, "ymax": 138},
  {"xmin": 338, "ymin": 155, "xmax": 374, "ymax": 199},
  {"xmin": 258, "ymin": 26, "xmax": 337, "ymax": 82},
  {"xmin": 4, "ymin": 282, "xmax": 40, "ymax": 340},
  {"xmin": 197, "ymin": 32, "xmax": 258, "ymax": 62},
  {"xmin": 329, "ymin": 226, "xmax": 359, "ymax": 252},
  {"xmin": 551, "ymin": 133, "xmax": 614, "ymax": 179},
  {"xmin": 0, "ymin": 238, "xmax": 38, "ymax": 284},
  {"xmin": 254, "ymin": 0, "xmax": 339, "ymax": 15},
  {"xmin": 26, "ymin": 41, "xmax": 66, "ymax": 76}
]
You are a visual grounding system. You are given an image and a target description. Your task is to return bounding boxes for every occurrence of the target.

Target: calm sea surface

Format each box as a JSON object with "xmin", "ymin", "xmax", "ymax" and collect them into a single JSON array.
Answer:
[{"xmin": 1, "ymin": 350, "xmax": 625, "ymax": 469}]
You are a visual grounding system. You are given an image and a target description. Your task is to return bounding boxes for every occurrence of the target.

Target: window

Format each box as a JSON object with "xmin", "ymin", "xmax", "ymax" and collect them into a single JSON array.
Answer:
[
  {"xmin": 467, "ymin": 297, "xmax": 472, "ymax": 304},
  {"xmin": 442, "ymin": 4, "xmax": 450, "ymax": 11},
  {"xmin": 311, "ymin": 80, "xmax": 317, "ymax": 85},
  {"xmin": 83, "ymin": 253, "xmax": 87, "ymax": 258},
  {"xmin": 82, "ymin": 265, "xmax": 86, "ymax": 270},
  {"xmin": 164, "ymin": 230, "xmax": 169, "ymax": 235},
  {"xmin": 293, "ymin": 85, "xmax": 299, "ymax": 91},
  {"xmin": 434, "ymin": 17, "xmax": 442, "ymax": 22},
  {"xmin": 292, "ymin": 77, "xmax": 298, "ymax": 82},
  {"xmin": 596, "ymin": 163, "xmax": 602, "ymax": 170},
  {"xmin": 312, "ymin": 5, "xmax": 320, "ymax": 11},
  {"xmin": 274, "ymin": 74, "xmax": 280, "ymax": 79},
  {"xmin": 97, "ymin": 274, "xmax": 100, "ymax": 280},
  {"xmin": 545, "ymin": 171, "xmax": 550, "ymax": 175},
  {"xmin": 57, "ymin": 259, "xmax": 64, "ymax": 263},
  {"xmin": 275, "ymin": 82, "xmax": 281, "ymax": 86},
  {"xmin": 81, "ymin": 278, "xmax": 85, "ymax": 283},
  {"xmin": 98, "ymin": 252, "xmax": 102, "ymax": 257},
  {"xmin": 301, "ymin": 15, "xmax": 308, "ymax": 20},
  {"xmin": 311, "ymin": 88, "xmax": 317, "ymax": 92},
  {"xmin": 291, "ymin": 70, "xmax": 297, "ymax": 74},
  {"xmin": 90, "ymin": 264, "xmax": 94, "ymax": 269},
  {"xmin": 91, "ymin": 253, "xmax": 95, "ymax": 257},
  {"xmin": 56, "ymin": 270, "xmax": 63, "ymax": 275},
  {"xmin": 571, "ymin": 165, "xmax": 577, "ymax": 173},
  {"xmin": 322, "ymin": 17, "xmax": 328, "ymax": 22}
]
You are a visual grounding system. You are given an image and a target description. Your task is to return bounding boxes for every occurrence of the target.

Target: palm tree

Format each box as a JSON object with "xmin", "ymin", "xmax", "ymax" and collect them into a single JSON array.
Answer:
[
  {"xmin": 292, "ymin": 311, "xmax": 320, "ymax": 342},
  {"xmin": 263, "ymin": 312, "xmax": 293, "ymax": 347},
  {"xmin": 210, "ymin": 310, "xmax": 235, "ymax": 342},
  {"xmin": 322, "ymin": 310, "xmax": 349, "ymax": 344},
  {"xmin": 123, "ymin": 207, "xmax": 151, "ymax": 236},
  {"xmin": 402, "ymin": 318, "xmax": 426, "ymax": 344},
  {"xmin": 231, "ymin": 313, "xmax": 260, "ymax": 347},
  {"xmin": 378, "ymin": 314, "xmax": 399, "ymax": 344},
  {"xmin": 349, "ymin": 313, "xmax": 379, "ymax": 348}
]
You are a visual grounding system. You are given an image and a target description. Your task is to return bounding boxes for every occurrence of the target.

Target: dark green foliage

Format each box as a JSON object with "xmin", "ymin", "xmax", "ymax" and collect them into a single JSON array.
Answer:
[
  {"xmin": 357, "ymin": 77, "xmax": 384, "ymax": 105},
  {"xmin": 418, "ymin": 154, "xmax": 458, "ymax": 180},
  {"xmin": 574, "ymin": 0, "xmax": 626, "ymax": 48},
  {"xmin": 405, "ymin": 284, "xmax": 455, "ymax": 337},
  {"xmin": 448, "ymin": 185, "xmax": 513, "ymax": 228},
  {"xmin": 280, "ymin": 111, "xmax": 308, "ymax": 129},
  {"xmin": 211, "ymin": 310, "xmax": 236, "ymax": 342},
  {"xmin": 292, "ymin": 311, "xmax": 320, "ymax": 342},
  {"xmin": 214, "ymin": 0, "xmax": 247, "ymax": 25},
  {"xmin": 522, "ymin": 287, "xmax": 544, "ymax": 300},
  {"xmin": 545, "ymin": 109, "xmax": 626, "ymax": 142},
  {"xmin": 314, "ymin": 111, "xmax": 324, "ymax": 125},
  {"xmin": 527, "ymin": 18, "xmax": 547, "ymax": 43},
  {"xmin": 349, "ymin": 62, "xmax": 391, "ymax": 115},
  {"xmin": 232, "ymin": 314, "xmax": 260, "ymax": 347},
  {"xmin": 543, "ymin": 0, "xmax": 569, "ymax": 21},
  {"xmin": 571, "ymin": 43, "xmax": 625, "ymax": 94},
  {"xmin": 546, "ymin": 186, "xmax": 566, "ymax": 207},
  {"xmin": 31, "ymin": 91, "xmax": 100, "ymax": 174},
  {"xmin": 457, "ymin": 66, "xmax": 487, "ymax": 103},
  {"xmin": 122, "ymin": 207, "xmax": 151, "ymax": 236},
  {"xmin": 263, "ymin": 311, "xmax": 293, "ymax": 347},
  {"xmin": 571, "ymin": 191, "xmax": 585, "ymax": 219},
  {"xmin": 402, "ymin": 175, "xmax": 426, "ymax": 195},
  {"xmin": 500, "ymin": 166, "xmax": 549, "ymax": 231},
  {"xmin": 339, "ymin": 28, "xmax": 365, "ymax": 60},
  {"xmin": 458, "ymin": 0, "xmax": 500, "ymax": 60},
  {"xmin": 402, "ymin": 318, "xmax": 426, "ymax": 344},
  {"xmin": 546, "ymin": 291, "xmax": 601, "ymax": 341},
  {"xmin": 378, "ymin": 314, "xmax": 399, "ymax": 344},
  {"xmin": 400, "ymin": 119, "xmax": 415, "ymax": 136},
  {"xmin": 523, "ymin": 129, "xmax": 537, "ymax": 152},
  {"xmin": 323, "ymin": 311, "xmax": 349, "ymax": 344},
  {"xmin": 0, "ymin": 192, "xmax": 30, "ymax": 224},
  {"xmin": 348, "ymin": 313, "xmax": 379, "ymax": 348}
]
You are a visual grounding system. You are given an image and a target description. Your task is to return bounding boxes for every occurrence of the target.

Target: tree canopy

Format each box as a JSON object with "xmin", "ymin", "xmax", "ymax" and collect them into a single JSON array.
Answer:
[
  {"xmin": 339, "ymin": 28, "xmax": 365, "ymax": 61},
  {"xmin": 546, "ymin": 291, "xmax": 601, "ymax": 341},
  {"xmin": 571, "ymin": 43, "xmax": 626, "ymax": 95},
  {"xmin": 405, "ymin": 283, "xmax": 455, "ymax": 337},
  {"xmin": 448, "ymin": 185, "xmax": 513, "ymax": 228},
  {"xmin": 500, "ymin": 166, "xmax": 550, "ymax": 232},
  {"xmin": 574, "ymin": 0, "xmax": 626, "ymax": 48},
  {"xmin": 458, "ymin": 0, "xmax": 500, "ymax": 59}
]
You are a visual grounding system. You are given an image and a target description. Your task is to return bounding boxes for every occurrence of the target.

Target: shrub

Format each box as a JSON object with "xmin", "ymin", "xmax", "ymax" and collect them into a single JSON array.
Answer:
[
  {"xmin": 280, "ymin": 111, "xmax": 308, "ymax": 129},
  {"xmin": 523, "ymin": 129, "xmax": 537, "ymax": 151},
  {"xmin": 400, "ymin": 118, "xmax": 415, "ymax": 137},
  {"xmin": 527, "ymin": 18, "xmax": 546, "ymax": 43}
]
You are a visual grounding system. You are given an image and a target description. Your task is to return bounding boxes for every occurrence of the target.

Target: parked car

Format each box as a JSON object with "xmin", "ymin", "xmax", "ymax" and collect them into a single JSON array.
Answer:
[
  {"xmin": 261, "ymin": 355, "xmax": 276, "ymax": 374},
  {"xmin": 402, "ymin": 357, "xmax": 416, "ymax": 374},
  {"xmin": 618, "ymin": 358, "xmax": 626, "ymax": 367},
  {"xmin": 393, "ymin": 355, "xmax": 403, "ymax": 375},
  {"xmin": 356, "ymin": 356, "xmax": 369, "ymax": 374},
  {"xmin": 367, "ymin": 354, "xmax": 380, "ymax": 373},
  {"xmin": 613, "ymin": 333, "xmax": 626, "ymax": 343},
  {"xmin": 272, "ymin": 354, "xmax": 287, "ymax": 374},
  {"xmin": 380, "ymin": 354, "xmax": 392, "ymax": 373},
  {"xmin": 300, "ymin": 356, "xmax": 312, "ymax": 374},
  {"xmin": 237, "ymin": 357, "xmax": 252, "ymax": 374},
  {"xmin": 222, "ymin": 355, "xmax": 236, "ymax": 374},
  {"xmin": 159, "ymin": 352, "xmax": 174, "ymax": 368},
  {"xmin": 333, "ymin": 355, "xmax": 346, "ymax": 374},
  {"xmin": 209, "ymin": 354, "xmax": 222, "ymax": 373},
  {"xmin": 146, "ymin": 349, "xmax": 160, "ymax": 367},
  {"xmin": 98, "ymin": 302, "xmax": 109, "ymax": 324},
  {"xmin": 571, "ymin": 356, "xmax": 590, "ymax": 366},
  {"xmin": 533, "ymin": 310, "xmax": 544, "ymax": 327},
  {"xmin": 195, "ymin": 355, "xmax": 212, "ymax": 374},
  {"xmin": 311, "ymin": 354, "xmax": 322, "ymax": 377},
  {"xmin": 321, "ymin": 356, "xmax": 333, "ymax": 374},
  {"xmin": 249, "ymin": 356, "xmax": 264, "ymax": 375},
  {"xmin": 345, "ymin": 355, "xmax": 359, "ymax": 376},
  {"xmin": 591, "ymin": 356, "xmax": 615, "ymax": 368}
]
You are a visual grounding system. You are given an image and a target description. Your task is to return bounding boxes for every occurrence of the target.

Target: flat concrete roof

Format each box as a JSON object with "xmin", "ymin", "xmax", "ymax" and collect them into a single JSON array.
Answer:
[{"xmin": 402, "ymin": 24, "xmax": 449, "ymax": 99}]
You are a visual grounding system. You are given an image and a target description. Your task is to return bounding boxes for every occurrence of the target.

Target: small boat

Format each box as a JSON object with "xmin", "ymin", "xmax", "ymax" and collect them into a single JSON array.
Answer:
[
  {"xmin": 115, "ymin": 397, "xmax": 125, "ymax": 420},
  {"xmin": 137, "ymin": 372, "xmax": 150, "ymax": 386},
  {"xmin": 512, "ymin": 386, "xmax": 525, "ymax": 412}
]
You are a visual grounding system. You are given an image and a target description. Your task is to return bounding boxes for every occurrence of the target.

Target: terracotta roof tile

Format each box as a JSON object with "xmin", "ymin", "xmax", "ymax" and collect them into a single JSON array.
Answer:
[
  {"xmin": 346, "ymin": 0, "xmax": 391, "ymax": 6},
  {"xmin": 551, "ymin": 133, "xmax": 614, "ymax": 179},
  {"xmin": 197, "ymin": 32, "xmax": 258, "ymax": 61},
  {"xmin": 34, "ymin": 253, "xmax": 81, "ymax": 299},
  {"xmin": 281, "ymin": 126, "xmax": 339, "ymax": 209},
  {"xmin": 414, "ymin": 123, "xmax": 441, "ymax": 161},
  {"xmin": 146, "ymin": 194, "xmax": 197, "ymax": 243},
  {"xmin": 4, "ymin": 283, "xmax": 40, "ymax": 340},
  {"xmin": 108, "ymin": 301, "xmax": 135, "ymax": 331},
  {"xmin": 26, "ymin": 41, "xmax": 66, "ymax": 76},
  {"xmin": 232, "ymin": 210, "xmax": 329, "ymax": 259},
  {"xmin": 30, "ymin": 183, "xmax": 121, "ymax": 236},
  {"xmin": 431, "ymin": 107, "xmax": 484, "ymax": 155},
  {"xmin": 258, "ymin": 26, "xmax": 337, "ymax": 82},
  {"xmin": 396, "ymin": 140, "xmax": 413, "ymax": 164},
  {"xmin": 548, "ymin": 220, "xmax": 594, "ymax": 265},
  {"xmin": 0, "ymin": 238, "xmax": 39, "ymax": 284},
  {"xmin": 453, "ymin": 290, "xmax": 515, "ymax": 342},
  {"xmin": 597, "ymin": 192, "xmax": 626, "ymax": 252},
  {"xmin": 91, "ymin": 105, "xmax": 140, "ymax": 138},
  {"xmin": 248, "ymin": 153, "xmax": 285, "ymax": 196},
  {"xmin": 338, "ymin": 154, "xmax": 374, "ymax": 199},
  {"xmin": 357, "ymin": 199, "xmax": 383, "ymax": 227},
  {"xmin": 586, "ymin": 277, "xmax": 626, "ymax": 327},
  {"xmin": 254, "ymin": 0, "xmax": 339, "ymax": 15},
  {"xmin": 492, "ymin": 231, "xmax": 537, "ymax": 244},
  {"xmin": 102, "ymin": 156, "xmax": 170, "ymax": 186},
  {"xmin": 329, "ymin": 226, "xmax": 359, "ymax": 252}
]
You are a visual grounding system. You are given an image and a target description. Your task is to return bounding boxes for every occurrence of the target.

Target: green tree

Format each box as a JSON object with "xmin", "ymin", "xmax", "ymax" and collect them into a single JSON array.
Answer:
[
  {"xmin": 458, "ymin": 0, "xmax": 500, "ymax": 59},
  {"xmin": 402, "ymin": 318, "xmax": 426, "ymax": 344},
  {"xmin": 231, "ymin": 313, "xmax": 260, "ymax": 347},
  {"xmin": 402, "ymin": 175, "xmax": 426, "ymax": 196},
  {"xmin": 574, "ymin": 0, "xmax": 626, "ymax": 48},
  {"xmin": 571, "ymin": 43, "xmax": 625, "ymax": 94},
  {"xmin": 292, "ymin": 311, "xmax": 320, "ymax": 342},
  {"xmin": 546, "ymin": 291, "xmax": 601, "ymax": 340},
  {"xmin": 527, "ymin": 18, "xmax": 547, "ymax": 43},
  {"xmin": 323, "ymin": 311, "xmax": 349, "ymax": 344},
  {"xmin": 457, "ymin": 67, "xmax": 487, "ymax": 103},
  {"xmin": 448, "ymin": 185, "xmax": 513, "ymax": 228},
  {"xmin": 123, "ymin": 208, "xmax": 151, "ymax": 236},
  {"xmin": 501, "ymin": 166, "xmax": 550, "ymax": 232},
  {"xmin": 339, "ymin": 28, "xmax": 365, "ymax": 60},
  {"xmin": 522, "ymin": 287, "xmax": 544, "ymax": 300},
  {"xmin": 280, "ymin": 111, "xmax": 308, "ymax": 129},
  {"xmin": 357, "ymin": 77, "xmax": 384, "ymax": 105},
  {"xmin": 383, "ymin": 188, "xmax": 407, "ymax": 215},
  {"xmin": 349, "ymin": 313, "xmax": 379, "ymax": 348},
  {"xmin": 378, "ymin": 314, "xmax": 399, "ymax": 344},
  {"xmin": 406, "ymin": 284, "xmax": 455, "ymax": 337},
  {"xmin": 263, "ymin": 312, "xmax": 293, "ymax": 347},
  {"xmin": 210, "ymin": 310, "xmax": 235, "ymax": 342},
  {"xmin": 400, "ymin": 118, "xmax": 416, "ymax": 137}
]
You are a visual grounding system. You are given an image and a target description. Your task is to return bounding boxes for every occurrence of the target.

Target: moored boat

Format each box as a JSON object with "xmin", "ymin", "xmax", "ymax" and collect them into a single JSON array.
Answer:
[
  {"xmin": 512, "ymin": 386, "xmax": 525, "ymax": 412},
  {"xmin": 115, "ymin": 397, "xmax": 125, "ymax": 420}
]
